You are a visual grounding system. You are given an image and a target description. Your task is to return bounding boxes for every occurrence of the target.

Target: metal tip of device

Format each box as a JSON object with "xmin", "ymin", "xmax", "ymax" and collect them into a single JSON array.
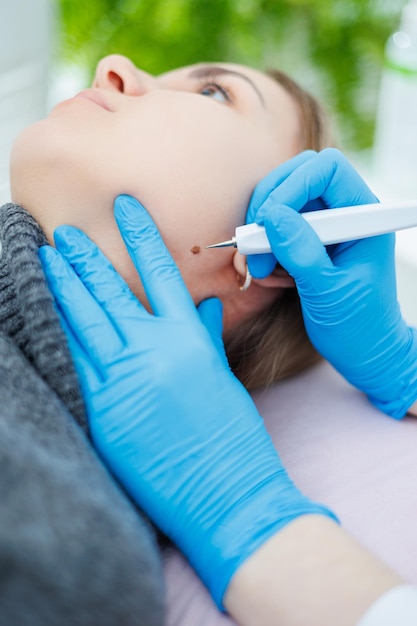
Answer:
[{"xmin": 205, "ymin": 238, "xmax": 236, "ymax": 249}]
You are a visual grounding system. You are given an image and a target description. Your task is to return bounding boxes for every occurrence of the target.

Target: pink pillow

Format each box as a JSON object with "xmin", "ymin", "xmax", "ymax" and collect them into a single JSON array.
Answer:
[{"xmin": 163, "ymin": 361, "xmax": 417, "ymax": 625}]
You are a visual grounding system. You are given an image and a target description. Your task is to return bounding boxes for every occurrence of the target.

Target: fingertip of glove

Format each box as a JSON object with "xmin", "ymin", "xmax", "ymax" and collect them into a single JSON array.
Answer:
[
  {"xmin": 202, "ymin": 296, "xmax": 223, "ymax": 318},
  {"xmin": 38, "ymin": 245, "xmax": 67, "ymax": 288},
  {"xmin": 54, "ymin": 225, "xmax": 87, "ymax": 253},
  {"xmin": 115, "ymin": 194, "xmax": 145, "ymax": 218},
  {"xmin": 114, "ymin": 195, "xmax": 156, "ymax": 241},
  {"xmin": 38, "ymin": 244, "xmax": 57, "ymax": 266},
  {"xmin": 247, "ymin": 253, "xmax": 276, "ymax": 279},
  {"xmin": 114, "ymin": 196, "xmax": 167, "ymax": 256}
]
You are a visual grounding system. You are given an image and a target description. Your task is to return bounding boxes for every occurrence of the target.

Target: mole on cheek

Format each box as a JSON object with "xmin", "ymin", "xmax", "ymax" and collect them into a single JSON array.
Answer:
[{"xmin": 190, "ymin": 245, "xmax": 201, "ymax": 254}]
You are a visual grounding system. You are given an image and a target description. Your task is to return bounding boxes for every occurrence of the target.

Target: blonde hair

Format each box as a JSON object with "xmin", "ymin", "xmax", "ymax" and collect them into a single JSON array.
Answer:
[{"xmin": 225, "ymin": 69, "xmax": 333, "ymax": 390}]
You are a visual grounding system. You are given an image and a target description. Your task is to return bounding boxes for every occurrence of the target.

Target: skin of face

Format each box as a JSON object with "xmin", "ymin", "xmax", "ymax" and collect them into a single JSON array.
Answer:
[{"xmin": 10, "ymin": 55, "xmax": 302, "ymax": 332}]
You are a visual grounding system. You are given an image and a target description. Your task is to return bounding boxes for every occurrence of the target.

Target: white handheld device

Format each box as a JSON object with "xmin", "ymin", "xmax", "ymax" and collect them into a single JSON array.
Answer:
[{"xmin": 206, "ymin": 201, "xmax": 417, "ymax": 255}]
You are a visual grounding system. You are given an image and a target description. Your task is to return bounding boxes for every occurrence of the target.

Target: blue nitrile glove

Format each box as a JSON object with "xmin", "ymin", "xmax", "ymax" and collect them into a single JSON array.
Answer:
[
  {"xmin": 247, "ymin": 147, "xmax": 417, "ymax": 419},
  {"xmin": 39, "ymin": 195, "xmax": 336, "ymax": 609}
]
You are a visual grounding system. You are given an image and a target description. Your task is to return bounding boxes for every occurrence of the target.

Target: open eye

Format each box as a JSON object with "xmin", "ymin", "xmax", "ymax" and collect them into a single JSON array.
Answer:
[{"xmin": 199, "ymin": 83, "xmax": 230, "ymax": 103}]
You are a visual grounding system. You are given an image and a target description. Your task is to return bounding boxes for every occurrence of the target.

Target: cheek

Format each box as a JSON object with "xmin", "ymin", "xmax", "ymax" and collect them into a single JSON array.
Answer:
[{"xmin": 112, "ymin": 106, "xmax": 278, "ymax": 254}]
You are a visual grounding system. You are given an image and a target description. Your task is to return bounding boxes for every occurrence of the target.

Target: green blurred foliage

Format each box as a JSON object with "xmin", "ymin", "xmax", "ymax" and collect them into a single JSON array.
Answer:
[{"xmin": 56, "ymin": 0, "xmax": 404, "ymax": 150}]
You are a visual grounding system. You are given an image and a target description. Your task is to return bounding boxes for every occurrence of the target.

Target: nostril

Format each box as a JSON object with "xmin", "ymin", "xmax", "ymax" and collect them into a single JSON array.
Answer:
[{"xmin": 108, "ymin": 71, "xmax": 124, "ymax": 92}]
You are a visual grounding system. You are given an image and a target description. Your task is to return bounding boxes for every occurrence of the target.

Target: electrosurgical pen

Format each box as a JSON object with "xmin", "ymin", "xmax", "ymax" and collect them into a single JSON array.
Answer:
[{"xmin": 205, "ymin": 201, "xmax": 417, "ymax": 255}]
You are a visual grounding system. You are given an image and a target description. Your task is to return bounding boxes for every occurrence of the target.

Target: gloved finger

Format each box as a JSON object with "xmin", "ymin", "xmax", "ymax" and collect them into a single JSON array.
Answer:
[
  {"xmin": 263, "ymin": 205, "xmax": 335, "ymax": 289},
  {"xmin": 246, "ymin": 150, "xmax": 317, "ymax": 223},
  {"xmin": 197, "ymin": 297, "xmax": 229, "ymax": 366},
  {"xmin": 247, "ymin": 202, "xmax": 328, "ymax": 278},
  {"xmin": 255, "ymin": 148, "xmax": 378, "ymax": 224},
  {"xmin": 39, "ymin": 245, "xmax": 125, "ymax": 366},
  {"xmin": 246, "ymin": 151, "xmax": 318, "ymax": 279},
  {"xmin": 55, "ymin": 301, "xmax": 103, "ymax": 394},
  {"xmin": 114, "ymin": 195, "xmax": 198, "ymax": 321},
  {"xmin": 53, "ymin": 226, "xmax": 147, "ymax": 324},
  {"xmin": 247, "ymin": 253, "xmax": 277, "ymax": 280}
]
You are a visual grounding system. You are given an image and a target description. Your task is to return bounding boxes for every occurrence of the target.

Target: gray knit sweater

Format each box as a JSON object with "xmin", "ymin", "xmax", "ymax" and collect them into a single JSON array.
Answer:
[{"xmin": 0, "ymin": 203, "xmax": 164, "ymax": 625}]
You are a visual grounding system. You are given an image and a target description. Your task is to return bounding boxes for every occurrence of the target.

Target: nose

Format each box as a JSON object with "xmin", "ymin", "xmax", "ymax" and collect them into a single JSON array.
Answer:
[{"xmin": 92, "ymin": 54, "xmax": 157, "ymax": 96}]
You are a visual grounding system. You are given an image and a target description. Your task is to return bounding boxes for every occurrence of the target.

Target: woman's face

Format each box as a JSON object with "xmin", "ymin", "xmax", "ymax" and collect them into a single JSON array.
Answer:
[{"xmin": 10, "ymin": 55, "xmax": 302, "ymax": 329}]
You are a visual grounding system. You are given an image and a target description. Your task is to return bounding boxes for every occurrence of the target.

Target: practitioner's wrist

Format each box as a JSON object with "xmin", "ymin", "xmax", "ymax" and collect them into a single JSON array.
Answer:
[
  {"xmin": 407, "ymin": 398, "xmax": 417, "ymax": 417},
  {"xmin": 224, "ymin": 516, "xmax": 404, "ymax": 626}
]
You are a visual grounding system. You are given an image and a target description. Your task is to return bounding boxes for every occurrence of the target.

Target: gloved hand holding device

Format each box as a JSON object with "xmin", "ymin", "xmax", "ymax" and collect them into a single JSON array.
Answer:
[
  {"xmin": 39, "ymin": 194, "xmax": 334, "ymax": 609},
  {"xmin": 247, "ymin": 148, "xmax": 417, "ymax": 419}
]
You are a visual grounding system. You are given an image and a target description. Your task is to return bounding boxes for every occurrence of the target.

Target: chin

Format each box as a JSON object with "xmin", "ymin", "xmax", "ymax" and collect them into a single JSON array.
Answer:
[
  {"xmin": 10, "ymin": 120, "xmax": 65, "ymax": 215},
  {"xmin": 10, "ymin": 122, "xmax": 97, "ymax": 242}
]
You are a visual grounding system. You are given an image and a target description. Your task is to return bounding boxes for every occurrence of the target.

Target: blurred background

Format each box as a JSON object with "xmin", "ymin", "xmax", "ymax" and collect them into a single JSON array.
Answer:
[
  {"xmin": 57, "ymin": 0, "xmax": 403, "ymax": 150},
  {"xmin": 1, "ymin": 0, "xmax": 417, "ymax": 320}
]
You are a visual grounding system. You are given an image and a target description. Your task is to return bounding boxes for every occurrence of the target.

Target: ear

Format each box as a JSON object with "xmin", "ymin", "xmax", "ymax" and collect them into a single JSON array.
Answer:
[{"xmin": 233, "ymin": 251, "xmax": 295, "ymax": 289}]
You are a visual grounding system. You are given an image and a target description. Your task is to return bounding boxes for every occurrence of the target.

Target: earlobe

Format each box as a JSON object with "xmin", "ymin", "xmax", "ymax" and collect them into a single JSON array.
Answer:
[
  {"xmin": 232, "ymin": 249, "xmax": 249, "ymax": 278},
  {"xmin": 232, "ymin": 250, "xmax": 295, "ymax": 289}
]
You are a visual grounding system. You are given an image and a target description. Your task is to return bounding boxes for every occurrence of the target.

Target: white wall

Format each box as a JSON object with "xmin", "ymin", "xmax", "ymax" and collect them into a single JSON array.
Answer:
[
  {"xmin": 393, "ymin": 229, "xmax": 417, "ymax": 327},
  {"xmin": 354, "ymin": 156, "xmax": 417, "ymax": 328},
  {"xmin": 0, "ymin": 0, "xmax": 54, "ymax": 204}
]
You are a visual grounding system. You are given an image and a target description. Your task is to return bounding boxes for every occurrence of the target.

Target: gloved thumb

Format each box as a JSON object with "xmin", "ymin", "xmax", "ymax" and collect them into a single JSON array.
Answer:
[
  {"xmin": 263, "ymin": 205, "xmax": 334, "ymax": 291},
  {"xmin": 197, "ymin": 297, "xmax": 229, "ymax": 366}
]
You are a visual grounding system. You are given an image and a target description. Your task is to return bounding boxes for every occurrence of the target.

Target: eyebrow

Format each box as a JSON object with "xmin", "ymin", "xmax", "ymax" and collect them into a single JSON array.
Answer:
[{"xmin": 187, "ymin": 65, "xmax": 265, "ymax": 107}]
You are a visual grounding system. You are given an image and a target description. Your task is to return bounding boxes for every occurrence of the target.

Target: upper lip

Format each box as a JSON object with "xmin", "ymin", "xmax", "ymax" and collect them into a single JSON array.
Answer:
[{"xmin": 74, "ymin": 89, "xmax": 113, "ymax": 112}]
